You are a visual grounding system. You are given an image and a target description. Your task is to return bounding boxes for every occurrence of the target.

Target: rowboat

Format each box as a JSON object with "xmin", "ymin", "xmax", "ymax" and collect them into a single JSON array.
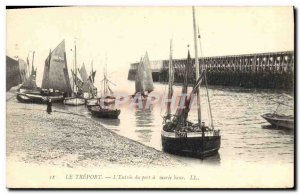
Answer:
[
  {"xmin": 261, "ymin": 95, "xmax": 294, "ymax": 130},
  {"xmin": 88, "ymin": 105, "xmax": 120, "ymax": 119},
  {"xmin": 261, "ymin": 113, "xmax": 294, "ymax": 129}
]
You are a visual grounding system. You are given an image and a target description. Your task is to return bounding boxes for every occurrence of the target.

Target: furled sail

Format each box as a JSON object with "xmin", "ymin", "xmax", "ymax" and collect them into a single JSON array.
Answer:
[
  {"xmin": 21, "ymin": 52, "xmax": 37, "ymax": 90},
  {"xmin": 174, "ymin": 50, "xmax": 192, "ymax": 124},
  {"xmin": 88, "ymin": 63, "xmax": 97, "ymax": 97},
  {"xmin": 135, "ymin": 52, "xmax": 154, "ymax": 94},
  {"xmin": 21, "ymin": 69, "xmax": 37, "ymax": 90},
  {"xmin": 41, "ymin": 40, "xmax": 72, "ymax": 96},
  {"xmin": 71, "ymin": 69, "xmax": 84, "ymax": 94}
]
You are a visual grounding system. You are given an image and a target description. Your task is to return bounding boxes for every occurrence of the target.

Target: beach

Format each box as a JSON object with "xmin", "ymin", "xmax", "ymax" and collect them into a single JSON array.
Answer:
[{"xmin": 6, "ymin": 90, "xmax": 182, "ymax": 168}]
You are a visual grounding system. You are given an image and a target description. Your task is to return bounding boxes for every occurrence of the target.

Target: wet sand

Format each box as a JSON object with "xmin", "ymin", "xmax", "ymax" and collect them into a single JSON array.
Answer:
[{"xmin": 6, "ymin": 91, "xmax": 182, "ymax": 168}]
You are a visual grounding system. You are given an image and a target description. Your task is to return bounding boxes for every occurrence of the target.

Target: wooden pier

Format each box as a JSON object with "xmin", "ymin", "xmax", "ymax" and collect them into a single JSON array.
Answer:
[{"xmin": 128, "ymin": 51, "xmax": 294, "ymax": 89}]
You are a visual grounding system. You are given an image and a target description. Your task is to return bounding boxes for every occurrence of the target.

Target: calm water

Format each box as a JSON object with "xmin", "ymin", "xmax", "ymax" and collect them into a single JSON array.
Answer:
[{"xmin": 54, "ymin": 80, "xmax": 294, "ymax": 165}]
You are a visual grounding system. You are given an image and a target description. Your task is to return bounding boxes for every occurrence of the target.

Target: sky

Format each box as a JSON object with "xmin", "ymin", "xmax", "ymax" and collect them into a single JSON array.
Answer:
[{"xmin": 6, "ymin": 6, "xmax": 294, "ymax": 87}]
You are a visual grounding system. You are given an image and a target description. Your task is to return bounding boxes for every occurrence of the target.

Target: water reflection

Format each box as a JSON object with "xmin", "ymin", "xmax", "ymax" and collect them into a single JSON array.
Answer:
[
  {"xmin": 262, "ymin": 124, "xmax": 294, "ymax": 135},
  {"xmin": 134, "ymin": 109, "xmax": 154, "ymax": 143}
]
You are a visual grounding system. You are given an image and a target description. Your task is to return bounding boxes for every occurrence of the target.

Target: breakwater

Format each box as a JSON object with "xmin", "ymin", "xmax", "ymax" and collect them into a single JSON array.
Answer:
[{"xmin": 128, "ymin": 51, "xmax": 294, "ymax": 89}]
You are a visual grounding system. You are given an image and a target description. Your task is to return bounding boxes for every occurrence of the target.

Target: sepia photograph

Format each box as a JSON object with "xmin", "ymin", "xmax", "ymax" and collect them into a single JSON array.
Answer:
[{"xmin": 5, "ymin": 6, "xmax": 294, "ymax": 188}]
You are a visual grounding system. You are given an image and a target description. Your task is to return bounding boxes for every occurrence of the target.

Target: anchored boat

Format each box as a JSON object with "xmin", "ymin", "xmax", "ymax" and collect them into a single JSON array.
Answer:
[
  {"xmin": 42, "ymin": 40, "xmax": 73, "ymax": 100},
  {"xmin": 261, "ymin": 100, "xmax": 294, "ymax": 130},
  {"xmin": 16, "ymin": 45, "xmax": 69, "ymax": 104},
  {"xmin": 261, "ymin": 114, "xmax": 294, "ymax": 129},
  {"xmin": 161, "ymin": 7, "xmax": 221, "ymax": 158},
  {"xmin": 87, "ymin": 60, "xmax": 121, "ymax": 119}
]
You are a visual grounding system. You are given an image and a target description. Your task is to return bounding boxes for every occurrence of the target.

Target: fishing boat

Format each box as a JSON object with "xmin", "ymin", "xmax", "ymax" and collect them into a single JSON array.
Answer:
[
  {"xmin": 41, "ymin": 40, "xmax": 73, "ymax": 100},
  {"xmin": 100, "ymin": 62, "xmax": 117, "ymax": 105},
  {"xmin": 16, "ymin": 52, "xmax": 44, "ymax": 103},
  {"xmin": 261, "ymin": 100, "xmax": 294, "ymax": 130},
  {"xmin": 63, "ymin": 40, "xmax": 85, "ymax": 106},
  {"xmin": 87, "ymin": 61, "xmax": 121, "ymax": 119},
  {"xmin": 134, "ymin": 52, "xmax": 154, "ymax": 99},
  {"xmin": 16, "ymin": 91, "xmax": 46, "ymax": 103},
  {"xmin": 79, "ymin": 62, "xmax": 97, "ymax": 99},
  {"xmin": 87, "ymin": 60, "xmax": 117, "ymax": 107},
  {"xmin": 161, "ymin": 7, "xmax": 221, "ymax": 158},
  {"xmin": 63, "ymin": 69, "xmax": 85, "ymax": 106},
  {"xmin": 16, "ymin": 48, "xmax": 67, "ymax": 103}
]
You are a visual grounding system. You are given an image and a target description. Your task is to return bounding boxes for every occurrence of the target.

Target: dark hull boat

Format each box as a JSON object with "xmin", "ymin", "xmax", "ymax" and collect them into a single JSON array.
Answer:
[
  {"xmin": 16, "ymin": 91, "xmax": 46, "ymax": 103},
  {"xmin": 16, "ymin": 90, "xmax": 64, "ymax": 103},
  {"xmin": 161, "ymin": 8, "xmax": 221, "ymax": 159},
  {"xmin": 161, "ymin": 131, "xmax": 220, "ymax": 157},
  {"xmin": 261, "ymin": 113, "xmax": 294, "ymax": 130},
  {"xmin": 88, "ymin": 105, "xmax": 120, "ymax": 119}
]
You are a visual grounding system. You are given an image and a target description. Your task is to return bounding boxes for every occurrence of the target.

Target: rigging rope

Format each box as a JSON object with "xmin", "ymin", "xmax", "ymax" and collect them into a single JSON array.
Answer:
[{"xmin": 205, "ymin": 74, "xmax": 214, "ymax": 129}]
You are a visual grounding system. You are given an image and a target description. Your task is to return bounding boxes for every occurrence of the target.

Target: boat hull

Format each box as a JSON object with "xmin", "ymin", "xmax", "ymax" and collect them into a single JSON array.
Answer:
[
  {"xmin": 16, "ymin": 92, "xmax": 46, "ymax": 104},
  {"xmin": 89, "ymin": 106, "xmax": 121, "ymax": 119},
  {"xmin": 261, "ymin": 113, "xmax": 294, "ymax": 129},
  {"xmin": 16, "ymin": 92, "xmax": 64, "ymax": 104},
  {"xmin": 63, "ymin": 97, "xmax": 86, "ymax": 106},
  {"xmin": 161, "ymin": 130, "xmax": 221, "ymax": 158}
]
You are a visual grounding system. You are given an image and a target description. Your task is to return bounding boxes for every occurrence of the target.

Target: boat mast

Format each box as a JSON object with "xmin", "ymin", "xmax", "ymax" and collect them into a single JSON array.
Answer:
[
  {"xmin": 167, "ymin": 39, "xmax": 173, "ymax": 115},
  {"xmin": 91, "ymin": 60, "xmax": 94, "ymax": 98},
  {"xmin": 192, "ymin": 6, "xmax": 201, "ymax": 125},
  {"xmin": 74, "ymin": 40, "xmax": 77, "ymax": 95}
]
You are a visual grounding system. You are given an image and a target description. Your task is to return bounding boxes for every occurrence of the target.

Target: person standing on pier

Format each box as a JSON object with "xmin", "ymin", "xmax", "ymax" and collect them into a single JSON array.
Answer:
[{"xmin": 47, "ymin": 98, "xmax": 52, "ymax": 114}]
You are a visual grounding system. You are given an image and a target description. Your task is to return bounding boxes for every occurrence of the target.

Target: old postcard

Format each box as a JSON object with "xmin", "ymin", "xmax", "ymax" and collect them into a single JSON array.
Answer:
[{"xmin": 6, "ymin": 6, "xmax": 294, "ymax": 188}]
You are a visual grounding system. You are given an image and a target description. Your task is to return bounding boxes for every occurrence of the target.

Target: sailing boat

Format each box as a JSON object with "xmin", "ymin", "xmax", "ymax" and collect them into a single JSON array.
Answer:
[
  {"xmin": 64, "ymin": 40, "xmax": 85, "ymax": 106},
  {"xmin": 161, "ymin": 7, "xmax": 221, "ymax": 158},
  {"xmin": 134, "ymin": 52, "xmax": 154, "ymax": 99},
  {"xmin": 100, "ymin": 62, "xmax": 117, "ymax": 105},
  {"xmin": 16, "ymin": 40, "xmax": 72, "ymax": 104},
  {"xmin": 87, "ymin": 61, "xmax": 120, "ymax": 119},
  {"xmin": 79, "ymin": 63, "xmax": 96, "ymax": 99},
  {"xmin": 87, "ymin": 61, "xmax": 116, "ymax": 107}
]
